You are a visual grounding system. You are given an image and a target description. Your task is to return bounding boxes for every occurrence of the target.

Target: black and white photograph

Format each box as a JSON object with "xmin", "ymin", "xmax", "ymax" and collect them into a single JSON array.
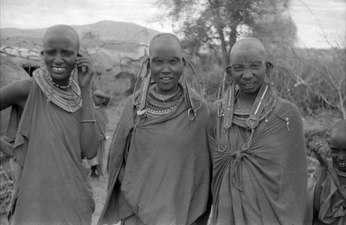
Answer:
[{"xmin": 0, "ymin": 0, "xmax": 345, "ymax": 224}]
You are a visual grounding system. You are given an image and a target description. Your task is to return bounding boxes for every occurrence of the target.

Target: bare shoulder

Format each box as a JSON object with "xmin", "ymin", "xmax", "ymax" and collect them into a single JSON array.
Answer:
[
  {"xmin": 0, "ymin": 78, "xmax": 33, "ymax": 110},
  {"xmin": 276, "ymin": 97, "xmax": 301, "ymax": 116}
]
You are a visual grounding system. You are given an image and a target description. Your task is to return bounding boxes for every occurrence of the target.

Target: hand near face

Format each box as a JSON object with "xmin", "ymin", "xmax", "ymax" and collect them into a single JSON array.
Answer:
[
  {"xmin": 312, "ymin": 141, "xmax": 330, "ymax": 168},
  {"xmin": 76, "ymin": 55, "xmax": 94, "ymax": 88}
]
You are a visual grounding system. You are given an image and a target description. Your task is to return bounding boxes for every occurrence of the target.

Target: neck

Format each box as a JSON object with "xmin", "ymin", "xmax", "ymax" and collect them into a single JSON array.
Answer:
[
  {"xmin": 154, "ymin": 84, "xmax": 179, "ymax": 96},
  {"xmin": 338, "ymin": 175, "xmax": 346, "ymax": 186},
  {"xmin": 51, "ymin": 78, "xmax": 71, "ymax": 90},
  {"xmin": 237, "ymin": 90, "xmax": 259, "ymax": 108}
]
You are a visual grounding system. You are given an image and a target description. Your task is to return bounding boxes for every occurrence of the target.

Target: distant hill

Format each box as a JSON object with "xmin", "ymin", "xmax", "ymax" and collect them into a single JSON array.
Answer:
[
  {"xmin": 0, "ymin": 20, "xmax": 159, "ymax": 70},
  {"xmin": 0, "ymin": 21, "xmax": 159, "ymax": 101},
  {"xmin": 1, "ymin": 20, "xmax": 159, "ymax": 45}
]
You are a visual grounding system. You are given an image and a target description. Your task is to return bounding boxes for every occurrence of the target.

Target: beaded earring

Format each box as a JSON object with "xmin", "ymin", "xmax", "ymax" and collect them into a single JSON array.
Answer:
[{"xmin": 182, "ymin": 59, "xmax": 203, "ymax": 120}]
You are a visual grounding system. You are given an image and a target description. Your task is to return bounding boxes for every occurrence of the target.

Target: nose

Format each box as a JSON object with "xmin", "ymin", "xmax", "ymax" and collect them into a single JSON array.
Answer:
[
  {"xmin": 161, "ymin": 63, "xmax": 171, "ymax": 74},
  {"xmin": 242, "ymin": 69, "xmax": 253, "ymax": 79},
  {"xmin": 53, "ymin": 53, "xmax": 64, "ymax": 64}
]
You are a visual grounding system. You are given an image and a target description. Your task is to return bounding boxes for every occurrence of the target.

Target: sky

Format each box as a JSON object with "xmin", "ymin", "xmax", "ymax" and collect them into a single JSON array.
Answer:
[{"xmin": 0, "ymin": 0, "xmax": 345, "ymax": 49}]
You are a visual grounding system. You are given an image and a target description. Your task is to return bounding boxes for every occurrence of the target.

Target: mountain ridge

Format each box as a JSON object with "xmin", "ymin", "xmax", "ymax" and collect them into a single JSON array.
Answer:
[{"xmin": 1, "ymin": 20, "xmax": 159, "ymax": 44}]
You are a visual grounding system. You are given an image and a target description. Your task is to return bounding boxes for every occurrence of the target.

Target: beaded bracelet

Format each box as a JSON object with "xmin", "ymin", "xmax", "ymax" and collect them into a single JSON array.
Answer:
[{"xmin": 80, "ymin": 120, "xmax": 96, "ymax": 123}]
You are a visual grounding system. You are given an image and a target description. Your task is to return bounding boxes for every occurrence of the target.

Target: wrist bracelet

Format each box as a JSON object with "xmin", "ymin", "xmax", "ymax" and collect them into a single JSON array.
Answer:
[{"xmin": 80, "ymin": 120, "xmax": 96, "ymax": 123}]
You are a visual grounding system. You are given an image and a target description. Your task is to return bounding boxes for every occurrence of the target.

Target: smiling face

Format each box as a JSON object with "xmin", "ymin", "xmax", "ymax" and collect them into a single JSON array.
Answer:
[
  {"xmin": 149, "ymin": 34, "xmax": 184, "ymax": 95},
  {"xmin": 42, "ymin": 25, "xmax": 80, "ymax": 86},
  {"xmin": 329, "ymin": 121, "xmax": 346, "ymax": 172},
  {"xmin": 229, "ymin": 38, "xmax": 267, "ymax": 96}
]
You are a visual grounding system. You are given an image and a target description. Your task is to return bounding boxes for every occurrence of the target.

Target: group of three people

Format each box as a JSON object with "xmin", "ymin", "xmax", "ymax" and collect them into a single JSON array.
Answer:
[{"xmin": 0, "ymin": 24, "xmax": 344, "ymax": 225}]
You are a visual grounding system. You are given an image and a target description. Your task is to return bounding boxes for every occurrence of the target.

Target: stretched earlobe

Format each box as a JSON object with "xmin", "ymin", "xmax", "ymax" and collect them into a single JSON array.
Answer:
[
  {"xmin": 225, "ymin": 65, "xmax": 232, "ymax": 75},
  {"xmin": 39, "ymin": 51, "xmax": 45, "ymax": 66},
  {"xmin": 146, "ymin": 58, "xmax": 150, "ymax": 70},
  {"xmin": 266, "ymin": 61, "xmax": 273, "ymax": 69}
]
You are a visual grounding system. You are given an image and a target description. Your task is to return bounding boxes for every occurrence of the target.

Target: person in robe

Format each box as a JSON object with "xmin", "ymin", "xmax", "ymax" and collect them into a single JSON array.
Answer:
[
  {"xmin": 305, "ymin": 120, "xmax": 346, "ymax": 225},
  {"xmin": 98, "ymin": 33, "xmax": 212, "ymax": 225},
  {"xmin": 208, "ymin": 37, "xmax": 307, "ymax": 225},
  {"xmin": 0, "ymin": 24, "xmax": 99, "ymax": 225},
  {"xmin": 88, "ymin": 90, "xmax": 110, "ymax": 178}
]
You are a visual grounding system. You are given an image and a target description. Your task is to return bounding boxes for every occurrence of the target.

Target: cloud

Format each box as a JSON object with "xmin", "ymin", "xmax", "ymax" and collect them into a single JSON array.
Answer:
[
  {"xmin": 290, "ymin": 0, "xmax": 345, "ymax": 48},
  {"xmin": 1, "ymin": 0, "xmax": 345, "ymax": 48}
]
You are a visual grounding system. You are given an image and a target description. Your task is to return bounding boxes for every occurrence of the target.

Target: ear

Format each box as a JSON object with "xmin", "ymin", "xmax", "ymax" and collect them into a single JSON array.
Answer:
[
  {"xmin": 225, "ymin": 65, "xmax": 232, "ymax": 75},
  {"xmin": 146, "ymin": 58, "xmax": 150, "ymax": 70},
  {"xmin": 182, "ymin": 57, "xmax": 187, "ymax": 66},
  {"xmin": 40, "ymin": 51, "xmax": 45, "ymax": 63},
  {"xmin": 266, "ymin": 61, "xmax": 273, "ymax": 69}
]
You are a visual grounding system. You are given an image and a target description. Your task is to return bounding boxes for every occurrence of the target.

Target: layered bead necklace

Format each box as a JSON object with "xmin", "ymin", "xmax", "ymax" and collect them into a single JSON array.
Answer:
[
  {"xmin": 34, "ymin": 67, "xmax": 82, "ymax": 113},
  {"xmin": 146, "ymin": 84, "xmax": 183, "ymax": 119},
  {"xmin": 45, "ymin": 74, "xmax": 72, "ymax": 90},
  {"xmin": 232, "ymin": 86, "xmax": 277, "ymax": 129}
]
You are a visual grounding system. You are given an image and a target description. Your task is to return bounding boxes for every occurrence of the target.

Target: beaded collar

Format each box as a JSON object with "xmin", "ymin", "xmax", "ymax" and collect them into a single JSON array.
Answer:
[
  {"xmin": 33, "ymin": 67, "xmax": 82, "ymax": 113},
  {"xmin": 145, "ymin": 84, "xmax": 183, "ymax": 119},
  {"xmin": 217, "ymin": 82, "xmax": 277, "ymax": 151}
]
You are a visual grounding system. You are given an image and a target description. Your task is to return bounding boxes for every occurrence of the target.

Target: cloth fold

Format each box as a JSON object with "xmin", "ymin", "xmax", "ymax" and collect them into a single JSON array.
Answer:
[
  {"xmin": 99, "ymin": 86, "xmax": 212, "ymax": 225},
  {"xmin": 9, "ymin": 78, "xmax": 94, "ymax": 225},
  {"xmin": 210, "ymin": 97, "xmax": 307, "ymax": 225}
]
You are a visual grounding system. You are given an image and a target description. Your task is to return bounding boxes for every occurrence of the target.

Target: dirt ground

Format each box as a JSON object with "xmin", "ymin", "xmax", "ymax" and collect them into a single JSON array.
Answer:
[
  {"xmin": 90, "ymin": 175, "xmax": 109, "ymax": 225},
  {"xmin": 90, "ymin": 130, "xmax": 114, "ymax": 225}
]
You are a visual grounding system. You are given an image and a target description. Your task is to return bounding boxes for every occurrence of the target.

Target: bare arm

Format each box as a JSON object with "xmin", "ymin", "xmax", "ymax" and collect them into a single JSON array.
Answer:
[
  {"xmin": 79, "ymin": 87, "xmax": 98, "ymax": 159},
  {"xmin": 0, "ymin": 78, "xmax": 32, "ymax": 111},
  {"xmin": 76, "ymin": 56, "xmax": 98, "ymax": 159}
]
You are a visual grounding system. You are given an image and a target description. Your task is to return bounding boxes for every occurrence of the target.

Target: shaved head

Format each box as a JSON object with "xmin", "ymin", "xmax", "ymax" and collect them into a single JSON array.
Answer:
[
  {"xmin": 230, "ymin": 37, "xmax": 266, "ymax": 63},
  {"xmin": 43, "ymin": 24, "xmax": 80, "ymax": 50},
  {"xmin": 41, "ymin": 25, "xmax": 80, "ymax": 84},
  {"xmin": 149, "ymin": 33, "xmax": 182, "ymax": 57},
  {"xmin": 148, "ymin": 33, "xmax": 184, "ymax": 95},
  {"xmin": 330, "ymin": 120, "xmax": 346, "ymax": 144}
]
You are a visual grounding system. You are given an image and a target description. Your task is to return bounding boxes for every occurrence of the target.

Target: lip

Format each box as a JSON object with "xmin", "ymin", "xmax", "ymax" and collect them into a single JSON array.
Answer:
[
  {"xmin": 51, "ymin": 66, "xmax": 66, "ymax": 74},
  {"xmin": 159, "ymin": 76, "xmax": 173, "ymax": 83},
  {"xmin": 242, "ymin": 82, "xmax": 256, "ymax": 89}
]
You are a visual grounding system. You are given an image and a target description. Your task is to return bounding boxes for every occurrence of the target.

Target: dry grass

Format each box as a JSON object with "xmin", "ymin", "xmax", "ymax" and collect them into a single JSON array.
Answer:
[{"xmin": 90, "ymin": 175, "xmax": 108, "ymax": 225}]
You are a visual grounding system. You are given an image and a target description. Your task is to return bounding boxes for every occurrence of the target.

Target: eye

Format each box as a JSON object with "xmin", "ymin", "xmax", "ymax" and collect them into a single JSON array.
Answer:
[
  {"xmin": 169, "ymin": 59, "xmax": 180, "ymax": 65},
  {"xmin": 43, "ymin": 49, "xmax": 56, "ymax": 56},
  {"xmin": 330, "ymin": 148, "xmax": 341, "ymax": 156},
  {"xmin": 152, "ymin": 59, "xmax": 164, "ymax": 66},
  {"xmin": 61, "ymin": 50, "xmax": 74, "ymax": 57},
  {"xmin": 232, "ymin": 65, "xmax": 244, "ymax": 72},
  {"xmin": 251, "ymin": 62, "xmax": 261, "ymax": 69}
]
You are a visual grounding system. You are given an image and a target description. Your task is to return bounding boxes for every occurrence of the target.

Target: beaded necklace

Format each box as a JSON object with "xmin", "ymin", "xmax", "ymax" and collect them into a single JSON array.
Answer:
[
  {"xmin": 231, "ymin": 86, "xmax": 277, "ymax": 130},
  {"xmin": 33, "ymin": 67, "xmax": 82, "ymax": 113},
  {"xmin": 146, "ymin": 84, "xmax": 183, "ymax": 118},
  {"xmin": 45, "ymin": 74, "xmax": 72, "ymax": 90},
  {"xmin": 217, "ymin": 82, "xmax": 277, "ymax": 152}
]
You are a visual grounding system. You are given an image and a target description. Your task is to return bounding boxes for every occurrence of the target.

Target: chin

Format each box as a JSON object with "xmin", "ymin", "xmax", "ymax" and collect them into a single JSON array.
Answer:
[{"xmin": 337, "ymin": 167, "xmax": 346, "ymax": 172}]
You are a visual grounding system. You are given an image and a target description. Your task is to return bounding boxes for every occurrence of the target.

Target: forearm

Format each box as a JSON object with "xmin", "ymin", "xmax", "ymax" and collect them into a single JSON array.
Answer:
[{"xmin": 80, "ymin": 87, "xmax": 98, "ymax": 159}]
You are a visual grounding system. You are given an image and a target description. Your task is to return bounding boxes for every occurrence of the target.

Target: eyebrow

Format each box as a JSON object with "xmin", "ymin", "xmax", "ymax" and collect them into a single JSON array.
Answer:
[
  {"xmin": 232, "ymin": 61, "xmax": 263, "ymax": 66},
  {"xmin": 151, "ymin": 56, "xmax": 181, "ymax": 60}
]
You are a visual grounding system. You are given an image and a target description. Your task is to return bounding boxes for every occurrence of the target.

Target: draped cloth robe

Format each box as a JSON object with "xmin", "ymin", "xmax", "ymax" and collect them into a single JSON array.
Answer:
[
  {"xmin": 98, "ymin": 89, "xmax": 212, "ymax": 225},
  {"xmin": 209, "ymin": 98, "xmax": 307, "ymax": 225},
  {"xmin": 9, "ymin": 78, "xmax": 95, "ymax": 225}
]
